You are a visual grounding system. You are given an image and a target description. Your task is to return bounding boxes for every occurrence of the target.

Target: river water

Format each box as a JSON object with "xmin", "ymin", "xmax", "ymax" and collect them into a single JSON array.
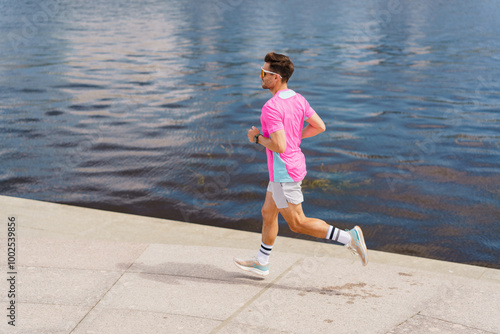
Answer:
[{"xmin": 1, "ymin": 0, "xmax": 499, "ymax": 268}]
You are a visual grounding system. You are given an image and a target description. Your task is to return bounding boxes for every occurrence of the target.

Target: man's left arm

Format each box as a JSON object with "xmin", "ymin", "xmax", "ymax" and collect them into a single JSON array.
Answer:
[{"xmin": 302, "ymin": 112, "xmax": 326, "ymax": 139}]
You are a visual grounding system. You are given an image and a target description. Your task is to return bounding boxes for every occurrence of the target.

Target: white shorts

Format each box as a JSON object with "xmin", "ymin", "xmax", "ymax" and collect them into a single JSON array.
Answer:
[{"xmin": 267, "ymin": 181, "xmax": 304, "ymax": 209}]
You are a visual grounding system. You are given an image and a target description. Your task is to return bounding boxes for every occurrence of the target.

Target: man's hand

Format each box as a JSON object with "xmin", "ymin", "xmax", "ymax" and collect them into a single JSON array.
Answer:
[
  {"xmin": 302, "ymin": 113, "xmax": 326, "ymax": 139},
  {"xmin": 248, "ymin": 126, "xmax": 260, "ymax": 143}
]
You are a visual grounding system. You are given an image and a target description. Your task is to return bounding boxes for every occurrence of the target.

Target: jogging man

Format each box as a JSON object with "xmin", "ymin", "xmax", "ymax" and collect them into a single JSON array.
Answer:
[{"xmin": 233, "ymin": 52, "xmax": 368, "ymax": 277}]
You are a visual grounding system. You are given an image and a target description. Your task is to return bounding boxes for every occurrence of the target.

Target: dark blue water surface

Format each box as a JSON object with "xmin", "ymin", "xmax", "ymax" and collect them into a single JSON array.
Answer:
[{"xmin": 1, "ymin": 0, "xmax": 499, "ymax": 268}]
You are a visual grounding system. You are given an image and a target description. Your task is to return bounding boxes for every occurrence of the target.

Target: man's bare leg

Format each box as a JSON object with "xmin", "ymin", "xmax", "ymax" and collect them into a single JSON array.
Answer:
[
  {"xmin": 278, "ymin": 202, "xmax": 329, "ymax": 238},
  {"xmin": 261, "ymin": 190, "xmax": 279, "ymax": 246},
  {"xmin": 232, "ymin": 191, "xmax": 278, "ymax": 276},
  {"xmin": 279, "ymin": 202, "xmax": 369, "ymax": 266}
]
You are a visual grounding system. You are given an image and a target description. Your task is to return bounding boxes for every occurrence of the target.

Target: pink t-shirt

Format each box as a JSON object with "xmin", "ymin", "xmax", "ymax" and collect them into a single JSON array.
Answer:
[{"xmin": 260, "ymin": 89, "xmax": 316, "ymax": 182}]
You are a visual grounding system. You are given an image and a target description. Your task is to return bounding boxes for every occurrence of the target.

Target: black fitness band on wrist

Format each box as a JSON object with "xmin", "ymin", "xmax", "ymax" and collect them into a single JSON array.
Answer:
[{"xmin": 254, "ymin": 134, "xmax": 262, "ymax": 144}]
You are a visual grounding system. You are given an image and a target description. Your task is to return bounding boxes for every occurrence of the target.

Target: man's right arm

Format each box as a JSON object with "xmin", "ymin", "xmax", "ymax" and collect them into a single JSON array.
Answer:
[
  {"xmin": 302, "ymin": 113, "xmax": 326, "ymax": 139},
  {"xmin": 259, "ymin": 129, "xmax": 286, "ymax": 153}
]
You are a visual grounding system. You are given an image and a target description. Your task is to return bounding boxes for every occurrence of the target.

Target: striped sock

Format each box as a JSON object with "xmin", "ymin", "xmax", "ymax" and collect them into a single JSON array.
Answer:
[
  {"xmin": 256, "ymin": 241, "xmax": 273, "ymax": 265},
  {"xmin": 326, "ymin": 225, "xmax": 352, "ymax": 245}
]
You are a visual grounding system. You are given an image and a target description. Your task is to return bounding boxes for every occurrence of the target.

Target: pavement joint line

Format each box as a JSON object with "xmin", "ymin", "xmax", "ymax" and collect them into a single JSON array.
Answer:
[
  {"xmin": 210, "ymin": 257, "xmax": 304, "ymax": 334},
  {"xmin": 387, "ymin": 310, "xmax": 421, "ymax": 332},
  {"xmin": 68, "ymin": 245, "xmax": 149, "ymax": 333},
  {"xmin": 416, "ymin": 314, "xmax": 498, "ymax": 334},
  {"xmin": 477, "ymin": 268, "xmax": 488, "ymax": 280},
  {"xmin": 84, "ymin": 306, "xmax": 224, "ymax": 322}
]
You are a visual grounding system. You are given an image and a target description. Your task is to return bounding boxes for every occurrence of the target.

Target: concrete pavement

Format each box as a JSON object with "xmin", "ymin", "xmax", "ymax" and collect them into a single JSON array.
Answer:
[{"xmin": 0, "ymin": 194, "xmax": 499, "ymax": 334}]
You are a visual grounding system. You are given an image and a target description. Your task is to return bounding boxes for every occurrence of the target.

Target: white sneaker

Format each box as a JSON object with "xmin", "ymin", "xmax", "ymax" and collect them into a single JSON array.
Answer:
[
  {"xmin": 233, "ymin": 256, "xmax": 269, "ymax": 277},
  {"xmin": 345, "ymin": 226, "xmax": 369, "ymax": 266}
]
